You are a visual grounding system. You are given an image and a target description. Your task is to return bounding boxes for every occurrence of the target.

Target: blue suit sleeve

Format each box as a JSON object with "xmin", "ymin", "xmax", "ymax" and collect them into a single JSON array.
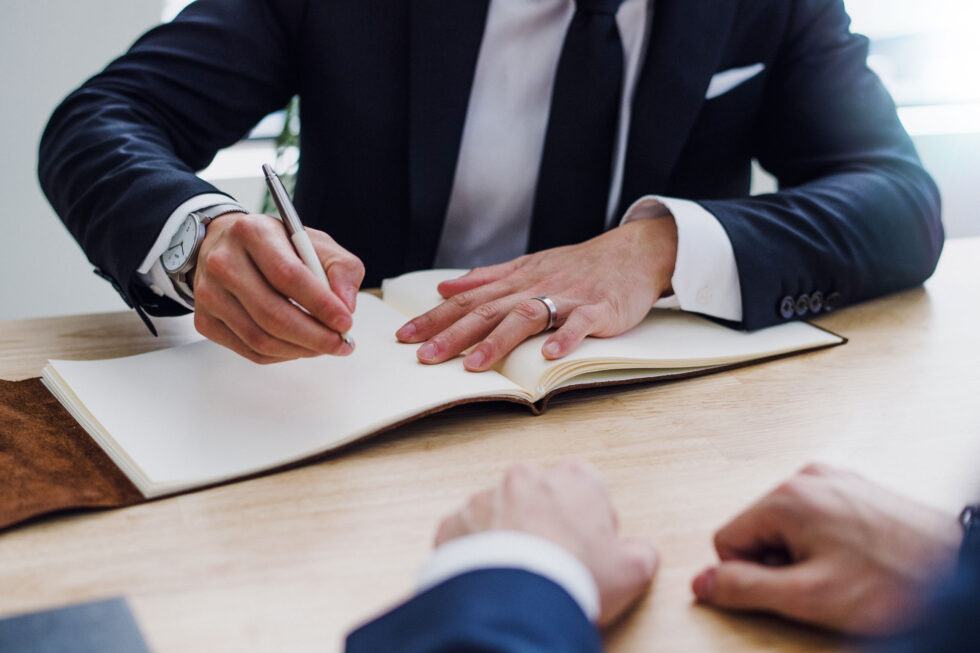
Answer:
[
  {"xmin": 700, "ymin": 0, "xmax": 943, "ymax": 329},
  {"xmin": 38, "ymin": 0, "xmax": 307, "ymax": 315},
  {"xmin": 346, "ymin": 569, "xmax": 601, "ymax": 653},
  {"xmin": 873, "ymin": 517, "xmax": 980, "ymax": 653}
]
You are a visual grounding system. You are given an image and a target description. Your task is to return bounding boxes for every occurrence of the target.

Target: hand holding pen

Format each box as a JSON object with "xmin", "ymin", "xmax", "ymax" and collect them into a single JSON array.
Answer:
[
  {"xmin": 263, "ymin": 164, "xmax": 355, "ymax": 348},
  {"xmin": 187, "ymin": 166, "xmax": 364, "ymax": 364}
]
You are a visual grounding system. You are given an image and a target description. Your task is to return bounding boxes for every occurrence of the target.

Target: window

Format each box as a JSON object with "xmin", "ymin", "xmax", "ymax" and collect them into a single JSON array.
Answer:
[{"xmin": 846, "ymin": 0, "xmax": 980, "ymax": 106}]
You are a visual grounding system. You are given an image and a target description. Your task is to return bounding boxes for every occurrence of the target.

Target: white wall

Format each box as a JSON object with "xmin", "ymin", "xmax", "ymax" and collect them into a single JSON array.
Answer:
[
  {"xmin": 0, "ymin": 1, "xmax": 167, "ymax": 320},
  {"xmin": 2, "ymin": 2, "xmax": 978, "ymax": 321}
]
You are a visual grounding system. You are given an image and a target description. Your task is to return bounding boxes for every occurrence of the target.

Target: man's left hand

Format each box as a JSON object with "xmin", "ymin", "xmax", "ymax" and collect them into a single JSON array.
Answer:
[{"xmin": 395, "ymin": 217, "xmax": 678, "ymax": 371}]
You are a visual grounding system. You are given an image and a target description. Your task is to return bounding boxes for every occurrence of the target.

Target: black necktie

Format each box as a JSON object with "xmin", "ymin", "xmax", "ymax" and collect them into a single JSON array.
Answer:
[{"xmin": 528, "ymin": 0, "xmax": 626, "ymax": 252}]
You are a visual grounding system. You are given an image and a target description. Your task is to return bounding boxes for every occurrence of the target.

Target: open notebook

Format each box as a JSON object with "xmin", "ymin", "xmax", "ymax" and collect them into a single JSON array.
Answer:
[{"xmin": 42, "ymin": 269, "xmax": 844, "ymax": 499}]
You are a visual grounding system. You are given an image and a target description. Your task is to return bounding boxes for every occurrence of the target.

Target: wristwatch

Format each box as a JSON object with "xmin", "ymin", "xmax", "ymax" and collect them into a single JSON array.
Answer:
[
  {"xmin": 161, "ymin": 203, "xmax": 247, "ymax": 303},
  {"xmin": 960, "ymin": 504, "xmax": 980, "ymax": 544}
]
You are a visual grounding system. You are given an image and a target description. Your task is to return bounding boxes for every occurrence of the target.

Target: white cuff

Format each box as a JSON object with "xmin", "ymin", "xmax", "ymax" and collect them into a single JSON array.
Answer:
[
  {"xmin": 621, "ymin": 195, "xmax": 743, "ymax": 322},
  {"xmin": 417, "ymin": 531, "xmax": 600, "ymax": 622},
  {"xmin": 136, "ymin": 193, "xmax": 242, "ymax": 308}
]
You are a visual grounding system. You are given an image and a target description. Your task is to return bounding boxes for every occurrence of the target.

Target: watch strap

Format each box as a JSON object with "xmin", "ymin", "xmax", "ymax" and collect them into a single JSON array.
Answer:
[
  {"xmin": 960, "ymin": 504, "xmax": 980, "ymax": 545},
  {"xmin": 169, "ymin": 202, "xmax": 248, "ymax": 303},
  {"xmin": 192, "ymin": 202, "xmax": 248, "ymax": 225}
]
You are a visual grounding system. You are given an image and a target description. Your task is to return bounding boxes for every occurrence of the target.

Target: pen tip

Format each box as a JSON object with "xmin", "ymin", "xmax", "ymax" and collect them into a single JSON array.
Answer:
[
  {"xmin": 261, "ymin": 163, "xmax": 274, "ymax": 177},
  {"xmin": 343, "ymin": 334, "xmax": 355, "ymax": 348}
]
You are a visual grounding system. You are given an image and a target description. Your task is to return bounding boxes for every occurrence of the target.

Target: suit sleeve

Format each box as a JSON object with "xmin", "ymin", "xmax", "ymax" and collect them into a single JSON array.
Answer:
[
  {"xmin": 699, "ymin": 0, "xmax": 943, "ymax": 329},
  {"xmin": 872, "ymin": 517, "xmax": 980, "ymax": 653},
  {"xmin": 346, "ymin": 569, "xmax": 601, "ymax": 653},
  {"xmin": 37, "ymin": 0, "xmax": 308, "ymax": 316}
]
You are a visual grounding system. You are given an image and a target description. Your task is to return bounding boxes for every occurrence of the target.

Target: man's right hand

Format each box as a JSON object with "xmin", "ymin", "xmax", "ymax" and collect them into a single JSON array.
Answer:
[{"xmin": 192, "ymin": 213, "xmax": 364, "ymax": 364}]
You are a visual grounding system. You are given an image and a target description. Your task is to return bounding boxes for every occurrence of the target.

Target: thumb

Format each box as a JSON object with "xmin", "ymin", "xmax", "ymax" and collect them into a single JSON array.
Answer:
[
  {"xmin": 597, "ymin": 540, "xmax": 659, "ymax": 627},
  {"xmin": 692, "ymin": 561, "xmax": 804, "ymax": 615}
]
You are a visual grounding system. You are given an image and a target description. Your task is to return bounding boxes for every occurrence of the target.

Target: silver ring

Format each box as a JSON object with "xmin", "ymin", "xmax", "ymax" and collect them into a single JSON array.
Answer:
[{"xmin": 532, "ymin": 295, "xmax": 558, "ymax": 331}]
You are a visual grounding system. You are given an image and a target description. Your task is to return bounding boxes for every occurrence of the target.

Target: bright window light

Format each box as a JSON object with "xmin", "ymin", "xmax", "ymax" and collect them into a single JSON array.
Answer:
[{"xmin": 161, "ymin": 0, "xmax": 194, "ymax": 22}]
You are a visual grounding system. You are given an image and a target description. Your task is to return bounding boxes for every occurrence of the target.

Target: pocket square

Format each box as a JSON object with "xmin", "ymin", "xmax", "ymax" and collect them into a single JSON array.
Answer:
[{"xmin": 705, "ymin": 63, "xmax": 765, "ymax": 100}]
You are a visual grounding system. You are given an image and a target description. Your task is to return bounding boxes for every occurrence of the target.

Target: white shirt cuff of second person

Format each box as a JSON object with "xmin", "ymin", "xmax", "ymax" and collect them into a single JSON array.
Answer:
[
  {"xmin": 417, "ymin": 530, "xmax": 601, "ymax": 622},
  {"xmin": 623, "ymin": 195, "xmax": 743, "ymax": 323},
  {"xmin": 136, "ymin": 193, "xmax": 242, "ymax": 310}
]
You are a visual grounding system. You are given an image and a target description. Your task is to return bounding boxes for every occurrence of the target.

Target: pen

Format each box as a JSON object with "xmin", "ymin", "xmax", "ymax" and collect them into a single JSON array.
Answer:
[{"xmin": 262, "ymin": 163, "xmax": 355, "ymax": 348}]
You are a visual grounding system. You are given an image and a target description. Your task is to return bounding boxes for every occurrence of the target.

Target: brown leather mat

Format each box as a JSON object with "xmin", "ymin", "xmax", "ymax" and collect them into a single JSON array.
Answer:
[{"xmin": 0, "ymin": 378, "xmax": 142, "ymax": 533}]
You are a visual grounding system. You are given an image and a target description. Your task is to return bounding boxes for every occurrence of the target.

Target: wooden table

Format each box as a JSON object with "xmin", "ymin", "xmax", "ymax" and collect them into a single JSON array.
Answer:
[{"xmin": 1, "ymin": 238, "xmax": 978, "ymax": 653}]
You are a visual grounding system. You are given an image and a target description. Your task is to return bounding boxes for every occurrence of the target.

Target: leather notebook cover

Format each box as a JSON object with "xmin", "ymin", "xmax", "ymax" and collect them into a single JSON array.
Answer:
[{"xmin": 0, "ymin": 378, "xmax": 142, "ymax": 533}]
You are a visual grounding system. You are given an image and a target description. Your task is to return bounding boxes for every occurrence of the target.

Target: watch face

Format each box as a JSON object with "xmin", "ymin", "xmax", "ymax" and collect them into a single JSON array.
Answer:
[{"xmin": 162, "ymin": 214, "xmax": 200, "ymax": 273}]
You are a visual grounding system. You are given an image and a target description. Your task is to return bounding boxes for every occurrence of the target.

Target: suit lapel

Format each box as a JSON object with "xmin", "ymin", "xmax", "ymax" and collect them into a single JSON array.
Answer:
[
  {"xmin": 618, "ymin": 0, "xmax": 738, "ymax": 214},
  {"xmin": 406, "ymin": 0, "xmax": 490, "ymax": 271}
]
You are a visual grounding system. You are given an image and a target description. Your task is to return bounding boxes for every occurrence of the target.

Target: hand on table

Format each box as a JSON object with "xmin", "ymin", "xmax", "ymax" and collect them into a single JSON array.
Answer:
[
  {"xmin": 192, "ymin": 213, "xmax": 364, "ymax": 364},
  {"xmin": 396, "ymin": 217, "xmax": 678, "ymax": 372},
  {"xmin": 692, "ymin": 463, "xmax": 963, "ymax": 635},
  {"xmin": 435, "ymin": 460, "xmax": 659, "ymax": 626}
]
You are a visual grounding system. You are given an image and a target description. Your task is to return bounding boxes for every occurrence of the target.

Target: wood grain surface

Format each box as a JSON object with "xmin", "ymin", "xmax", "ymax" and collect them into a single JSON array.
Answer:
[{"xmin": 1, "ymin": 238, "xmax": 978, "ymax": 653}]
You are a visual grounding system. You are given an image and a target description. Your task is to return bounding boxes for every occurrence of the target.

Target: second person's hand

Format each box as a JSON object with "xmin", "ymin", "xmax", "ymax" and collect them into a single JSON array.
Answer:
[
  {"xmin": 434, "ymin": 460, "xmax": 659, "ymax": 626},
  {"xmin": 692, "ymin": 464, "xmax": 963, "ymax": 635}
]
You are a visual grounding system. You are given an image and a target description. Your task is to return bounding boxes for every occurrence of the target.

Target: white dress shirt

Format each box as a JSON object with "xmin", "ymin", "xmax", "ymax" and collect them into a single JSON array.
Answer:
[
  {"xmin": 417, "ymin": 530, "xmax": 601, "ymax": 621},
  {"xmin": 139, "ymin": 0, "xmax": 742, "ymax": 322}
]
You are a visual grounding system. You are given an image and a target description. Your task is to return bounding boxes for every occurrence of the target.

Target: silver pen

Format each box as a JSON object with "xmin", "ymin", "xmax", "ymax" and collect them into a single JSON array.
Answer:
[{"xmin": 262, "ymin": 163, "xmax": 355, "ymax": 348}]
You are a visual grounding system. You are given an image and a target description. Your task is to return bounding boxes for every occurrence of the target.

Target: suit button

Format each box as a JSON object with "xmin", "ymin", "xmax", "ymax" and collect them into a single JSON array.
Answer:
[
  {"xmin": 779, "ymin": 296, "xmax": 795, "ymax": 319},
  {"xmin": 825, "ymin": 292, "xmax": 841, "ymax": 312},
  {"xmin": 795, "ymin": 294, "xmax": 810, "ymax": 317},
  {"xmin": 809, "ymin": 291, "xmax": 824, "ymax": 313}
]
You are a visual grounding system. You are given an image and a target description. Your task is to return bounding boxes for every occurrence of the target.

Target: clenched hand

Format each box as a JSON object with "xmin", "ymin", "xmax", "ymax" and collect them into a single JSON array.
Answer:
[{"xmin": 192, "ymin": 213, "xmax": 364, "ymax": 364}]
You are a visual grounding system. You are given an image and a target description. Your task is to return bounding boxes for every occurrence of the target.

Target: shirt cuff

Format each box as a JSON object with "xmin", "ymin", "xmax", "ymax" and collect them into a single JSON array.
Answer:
[
  {"xmin": 417, "ymin": 531, "xmax": 601, "ymax": 622},
  {"xmin": 136, "ymin": 193, "xmax": 242, "ymax": 308},
  {"xmin": 621, "ymin": 195, "xmax": 743, "ymax": 322}
]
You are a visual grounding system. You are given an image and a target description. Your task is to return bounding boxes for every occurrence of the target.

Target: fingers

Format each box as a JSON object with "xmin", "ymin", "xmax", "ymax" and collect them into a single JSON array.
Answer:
[
  {"xmin": 195, "ymin": 214, "xmax": 361, "ymax": 362},
  {"xmin": 436, "ymin": 261, "xmax": 519, "ymax": 298},
  {"xmin": 462, "ymin": 297, "xmax": 558, "ymax": 371},
  {"xmin": 310, "ymin": 229, "xmax": 365, "ymax": 313},
  {"xmin": 400, "ymin": 290, "xmax": 614, "ymax": 371},
  {"xmin": 598, "ymin": 539, "xmax": 660, "ymax": 627},
  {"xmin": 397, "ymin": 221, "xmax": 676, "ymax": 371},
  {"xmin": 711, "ymin": 472, "xmax": 823, "ymax": 563},
  {"xmin": 201, "ymin": 242, "xmax": 350, "ymax": 356},
  {"xmin": 194, "ymin": 284, "xmax": 324, "ymax": 363},
  {"xmin": 434, "ymin": 512, "xmax": 467, "ymax": 548},
  {"xmin": 396, "ymin": 280, "xmax": 512, "ymax": 345},
  {"xmin": 236, "ymin": 220, "xmax": 355, "ymax": 335},
  {"xmin": 692, "ymin": 561, "xmax": 811, "ymax": 617},
  {"xmin": 194, "ymin": 309, "xmax": 291, "ymax": 365},
  {"xmin": 542, "ymin": 304, "xmax": 609, "ymax": 360}
]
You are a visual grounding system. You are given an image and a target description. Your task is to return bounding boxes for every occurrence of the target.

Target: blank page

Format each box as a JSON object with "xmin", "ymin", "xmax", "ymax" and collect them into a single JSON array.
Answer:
[{"xmin": 45, "ymin": 294, "xmax": 526, "ymax": 496}]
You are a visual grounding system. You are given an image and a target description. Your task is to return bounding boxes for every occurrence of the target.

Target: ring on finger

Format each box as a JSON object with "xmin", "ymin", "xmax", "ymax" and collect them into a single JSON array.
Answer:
[{"xmin": 531, "ymin": 295, "xmax": 558, "ymax": 331}]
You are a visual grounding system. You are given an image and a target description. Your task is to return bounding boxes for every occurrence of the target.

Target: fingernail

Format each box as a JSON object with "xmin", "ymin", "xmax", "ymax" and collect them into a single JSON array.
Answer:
[
  {"xmin": 344, "ymin": 287, "xmax": 358, "ymax": 311},
  {"xmin": 418, "ymin": 342, "xmax": 438, "ymax": 362},
  {"xmin": 542, "ymin": 341, "xmax": 560, "ymax": 358},
  {"xmin": 692, "ymin": 568, "xmax": 716, "ymax": 601},
  {"xmin": 464, "ymin": 349, "xmax": 486, "ymax": 370},
  {"xmin": 397, "ymin": 322, "xmax": 416, "ymax": 341}
]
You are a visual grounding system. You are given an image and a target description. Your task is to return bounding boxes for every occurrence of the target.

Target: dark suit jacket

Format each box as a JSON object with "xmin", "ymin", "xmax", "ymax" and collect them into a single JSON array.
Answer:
[
  {"xmin": 345, "ymin": 568, "xmax": 600, "ymax": 652},
  {"xmin": 38, "ymin": 0, "xmax": 942, "ymax": 330}
]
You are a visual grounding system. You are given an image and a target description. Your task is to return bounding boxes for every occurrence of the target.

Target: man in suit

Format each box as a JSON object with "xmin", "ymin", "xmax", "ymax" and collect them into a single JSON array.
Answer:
[
  {"xmin": 39, "ymin": 0, "xmax": 942, "ymax": 367},
  {"xmin": 345, "ymin": 461, "xmax": 979, "ymax": 651}
]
